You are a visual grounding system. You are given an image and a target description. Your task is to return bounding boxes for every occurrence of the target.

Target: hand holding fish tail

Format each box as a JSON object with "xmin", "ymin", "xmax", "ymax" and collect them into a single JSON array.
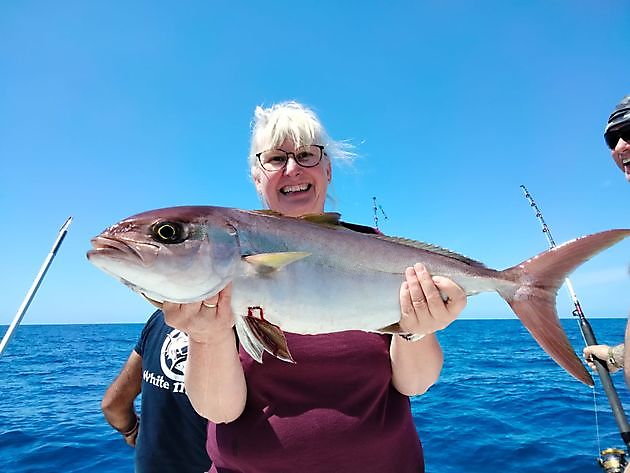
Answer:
[
  {"xmin": 163, "ymin": 285, "xmax": 247, "ymax": 423},
  {"xmin": 391, "ymin": 263, "xmax": 466, "ymax": 396}
]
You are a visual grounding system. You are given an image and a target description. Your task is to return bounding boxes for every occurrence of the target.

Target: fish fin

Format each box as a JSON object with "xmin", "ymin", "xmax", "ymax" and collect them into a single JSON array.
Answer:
[
  {"xmin": 499, "ymin": 229, "xmax": 630, "ymax": 386},
  {"xmin": 300, "ymin": 212, "xmax": 342, "ymax": 225},
  {"xmin": 234, "ymin": 317, "xmax": 264, "ymax": 362},
  {"xmin": 141, "ymin": 293, "xmax": 163, "ymax": 309},
  {"xmin": 378, "ymin": 322, "xmax": 403, "ymax": 334},
  {"xmin": 301, "ymin": 214, "xmax": 485, "ymax": 269},
  {"xmin": 373, "ymin": 235, "xmax": 488, "ymax": 268},
  {"xmin": 377, "ymin": 323, "xmax": 426, "ymax": 341},
  {"xmin": 254, "ymin": 209, "xmax": 284, "ymax": 217},
  {"xmin": 234, "ymin": 316, "xmax": 294, "ymax": 363},
  {"xmin": 252, "ymin": 209, "xmax": 341, "ymax": 227},
  {"xmin": 243, "ymin": 252, "xmax": 311, "ymax": 272},
  {"xmin": 339, "ymin": 221, "xmax": 380, "ymax": 234}
]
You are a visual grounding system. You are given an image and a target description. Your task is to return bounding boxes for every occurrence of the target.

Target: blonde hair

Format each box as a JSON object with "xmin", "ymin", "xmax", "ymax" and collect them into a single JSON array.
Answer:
[{"xmin": 248, "ymin": 101, "xmax": 355, "ymax": 178}]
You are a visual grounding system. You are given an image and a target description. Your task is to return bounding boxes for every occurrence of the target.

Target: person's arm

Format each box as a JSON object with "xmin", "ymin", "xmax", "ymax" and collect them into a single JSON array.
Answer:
[
  {"xmin": 583, "ymin": 343, "xmax": 625, "ymax": 373},
  {"xmin": 163, "ymin": 284, "xmax": 247, "ymax": 424},
  {"xmin": 101, "ymin": 351, "xmax": 143, "ymax": 447},
  {"xmin": 390, "ymin": 264, "xmax": 466, "ymax": 396}
]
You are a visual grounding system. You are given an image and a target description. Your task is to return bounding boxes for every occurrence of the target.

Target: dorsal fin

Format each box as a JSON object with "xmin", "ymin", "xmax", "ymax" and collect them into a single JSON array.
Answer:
[
  {"xmin": 253, "ymin": 210, "xmax": 342, "ymax": 226},
  {"xmin": 254, "ymin": 209, "xmax": 284, "ymax": 217},
  {"xmin": 300, "ymin": 212, "xmax": 341, "ymax": 225},
  {"xmin": 371, "ymin": 234, "xmax": 487, "ymax": 268},
  {"xmin": 251, "ymin": 210, "xmax": 484, "ymax": 268}
]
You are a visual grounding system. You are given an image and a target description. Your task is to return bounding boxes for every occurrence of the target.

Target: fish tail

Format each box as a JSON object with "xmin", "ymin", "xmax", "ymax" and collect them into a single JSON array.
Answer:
[{"xmin": 498, "ymin": 229, "xmax": 630, "ymax": 386}]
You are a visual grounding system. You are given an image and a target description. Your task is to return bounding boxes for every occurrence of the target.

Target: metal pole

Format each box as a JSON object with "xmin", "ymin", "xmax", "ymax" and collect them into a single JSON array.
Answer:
[{"xmin": 0, "ymin": 216, "xmax": 72, "ymax": 355}]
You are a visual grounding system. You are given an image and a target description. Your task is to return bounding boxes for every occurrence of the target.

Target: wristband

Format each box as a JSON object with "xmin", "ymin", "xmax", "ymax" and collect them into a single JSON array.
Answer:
[
  {"xmin": 609, "ymin": 344, "xmax": 625, "ymax": 370},
  {"xmin": 119, "ymin": 415, "xmax": 139, "ymax": 437}
]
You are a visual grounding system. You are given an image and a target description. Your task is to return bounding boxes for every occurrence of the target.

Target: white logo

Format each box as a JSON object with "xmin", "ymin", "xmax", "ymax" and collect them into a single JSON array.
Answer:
[{"xmin": 160, "ymin": 329, "xmax": 189, "ymax": 382}]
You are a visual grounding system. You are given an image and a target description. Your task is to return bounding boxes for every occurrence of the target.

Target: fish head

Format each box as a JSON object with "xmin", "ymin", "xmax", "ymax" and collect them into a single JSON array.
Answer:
[{"xmin": 87, "ymin": 206, "xmax": 240, "ymax": 303}]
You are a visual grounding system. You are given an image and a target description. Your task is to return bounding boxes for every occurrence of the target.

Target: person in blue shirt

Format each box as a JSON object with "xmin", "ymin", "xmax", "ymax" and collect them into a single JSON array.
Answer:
[{"xmin": 101, "ymin": 310, "xmax": 212, "ymax": 473}]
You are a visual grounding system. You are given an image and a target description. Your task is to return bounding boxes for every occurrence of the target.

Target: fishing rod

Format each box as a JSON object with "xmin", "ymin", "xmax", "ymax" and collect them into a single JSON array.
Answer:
[
  {"xmin": 520, "ymin": 185, "xmax": 630, "ymax": 472},
  {"xmin": 0, "ymin": 216, "xmax": 72, "ymax": 356},
  {"xmin": 372, "ymin": 197, "xmax": 388, "ymax": 231}
]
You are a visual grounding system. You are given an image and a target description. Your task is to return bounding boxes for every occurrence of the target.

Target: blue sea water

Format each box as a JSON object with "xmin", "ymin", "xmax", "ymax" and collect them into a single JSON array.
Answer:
[{"xmin": 1, "ymin": 319, "xmax": 629, "ymax": 472}]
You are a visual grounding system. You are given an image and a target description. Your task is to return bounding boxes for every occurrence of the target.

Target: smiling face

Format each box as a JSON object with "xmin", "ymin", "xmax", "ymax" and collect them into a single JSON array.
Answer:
[
  {"xmin": 610, "ymin": 132, "xmax": 630, "ymax": 182},
  {"xmin": 253, "ymin": 139, "xmax": 331, "ymax": 217}
]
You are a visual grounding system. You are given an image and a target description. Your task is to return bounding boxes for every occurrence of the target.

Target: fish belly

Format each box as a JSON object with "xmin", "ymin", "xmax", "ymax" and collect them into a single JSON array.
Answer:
[{"xmin": 230, "ymin": 260, "xmax": 404, "ymax": 335}]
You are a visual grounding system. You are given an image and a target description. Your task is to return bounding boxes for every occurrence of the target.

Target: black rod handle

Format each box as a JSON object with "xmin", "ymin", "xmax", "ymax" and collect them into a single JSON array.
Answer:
[{"xmin": 580, "ymin": 316, "xmax": 630, "ymax": 448}]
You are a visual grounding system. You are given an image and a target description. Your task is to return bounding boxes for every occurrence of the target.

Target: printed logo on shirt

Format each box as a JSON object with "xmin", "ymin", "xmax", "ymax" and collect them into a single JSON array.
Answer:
[{"xmin": 160, "ymin": 329, "xmax": 189, "ymax": 382}]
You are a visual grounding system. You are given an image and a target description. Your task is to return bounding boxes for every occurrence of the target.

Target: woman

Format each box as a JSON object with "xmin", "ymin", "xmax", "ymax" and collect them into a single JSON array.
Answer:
[{"xmin": 164, "ymin": 101, "xmax": 467, "ymax": 472}]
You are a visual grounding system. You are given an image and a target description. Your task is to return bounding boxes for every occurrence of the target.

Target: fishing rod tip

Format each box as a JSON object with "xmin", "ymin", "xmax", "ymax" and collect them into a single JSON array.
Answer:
[{"xmin": 60, "ymin": 216, "xmax": 73, "ymax": 231}]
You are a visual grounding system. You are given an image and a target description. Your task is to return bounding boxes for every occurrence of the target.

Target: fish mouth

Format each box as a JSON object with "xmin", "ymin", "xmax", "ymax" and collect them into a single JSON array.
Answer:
[
  {"xmin": 280, "ymin": 183, "xmax": 312, "ymax": 195},
  {"xmin": 88, "ymin": 236, "xmax": 157, "ymax": 265}
]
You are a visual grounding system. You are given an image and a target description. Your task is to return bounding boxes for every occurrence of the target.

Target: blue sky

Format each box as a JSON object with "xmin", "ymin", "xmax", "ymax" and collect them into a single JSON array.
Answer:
[{"xmin": 1, "ymin": 1, "xmax": 629, "ymax": 325}]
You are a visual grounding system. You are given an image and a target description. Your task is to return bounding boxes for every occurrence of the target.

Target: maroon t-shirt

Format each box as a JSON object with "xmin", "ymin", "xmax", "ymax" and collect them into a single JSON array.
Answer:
[{"xmin": 206, "ymin": 331, "xmax": 424, "ymax": 473}]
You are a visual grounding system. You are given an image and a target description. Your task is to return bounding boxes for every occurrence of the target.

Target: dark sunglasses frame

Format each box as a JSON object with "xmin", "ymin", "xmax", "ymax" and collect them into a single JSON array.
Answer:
[{"xmin": 605, "ymin": 126, "xmax": 630, "ymax": 150}]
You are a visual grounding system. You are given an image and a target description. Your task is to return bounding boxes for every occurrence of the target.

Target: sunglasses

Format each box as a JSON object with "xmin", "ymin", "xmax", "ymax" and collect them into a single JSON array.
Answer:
[{"xmin": 605, "ymin": 126, "xmax": 630, "ymax": 150}]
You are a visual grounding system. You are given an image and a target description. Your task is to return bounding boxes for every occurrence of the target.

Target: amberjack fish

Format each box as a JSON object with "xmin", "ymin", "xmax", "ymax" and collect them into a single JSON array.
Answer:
[{"xmin": 87, "ymin": 206, "xmax": 630, "ymax": 385}]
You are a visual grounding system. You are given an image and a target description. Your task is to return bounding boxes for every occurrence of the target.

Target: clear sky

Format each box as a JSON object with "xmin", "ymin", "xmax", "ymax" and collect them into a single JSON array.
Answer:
[{"xmin": 1, "ymin": 1, "xmax": 628, "ymax": 325}]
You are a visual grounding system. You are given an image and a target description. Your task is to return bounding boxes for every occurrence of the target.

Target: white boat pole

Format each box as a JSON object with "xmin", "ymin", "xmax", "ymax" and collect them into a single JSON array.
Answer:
[{"xmin": 0, "ymin": 216, "xmax": 72, "ymax": 355}]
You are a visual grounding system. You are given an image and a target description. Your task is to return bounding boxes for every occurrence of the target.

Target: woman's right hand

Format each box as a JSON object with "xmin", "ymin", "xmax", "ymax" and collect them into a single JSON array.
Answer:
[
  {"xmin": 163, "ymin": 284, "xmax": 234, "ymax": 345},
  {"xmin": 164, "ymin": 283, "xmax": 246, "ymax": 423}
]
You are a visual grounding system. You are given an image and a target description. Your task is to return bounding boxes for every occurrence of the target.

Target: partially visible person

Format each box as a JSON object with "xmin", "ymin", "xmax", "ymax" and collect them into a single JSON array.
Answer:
[
  {"xmin": 604, "ymin": 94, "xmax": 630, "ymax": 181},
  {"xmin": 163, "ymin": 101, "xmax": 468, "ymax": 473},
  {"xmin": 101, "ymin": 310, "xmax": 212, "ymax": 473},
  {"xmin": 580, "ymin": 93, "xmax": 630, "ymax": 473},
  {"xmin": 583, "ymin": 94, "xmax": 630, "ymax": 377}
]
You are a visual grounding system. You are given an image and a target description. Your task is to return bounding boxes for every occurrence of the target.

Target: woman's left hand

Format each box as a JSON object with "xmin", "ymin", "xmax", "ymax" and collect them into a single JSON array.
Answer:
[{"xmin": 399, "ymin": 263, "xmax": 466, "ymax": 336}]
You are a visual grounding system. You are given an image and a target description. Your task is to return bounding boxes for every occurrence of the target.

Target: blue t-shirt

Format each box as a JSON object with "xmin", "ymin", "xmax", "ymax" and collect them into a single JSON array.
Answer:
[{"xmin": 134, "ymin": 310, "xmax": 211, "ymax": 473}]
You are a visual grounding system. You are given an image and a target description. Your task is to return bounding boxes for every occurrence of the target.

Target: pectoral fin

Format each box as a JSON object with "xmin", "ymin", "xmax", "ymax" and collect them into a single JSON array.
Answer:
[
  {"xmin": 377, "ymin": 322, "xmax": 426, "ymax": 342},
  {"xmin": 235, "ymin": 316, "xmax": 295, "ymax": 363},
  {"xmin": 243, "ymin": 252, "xmax": 310, "ymax": 273}
]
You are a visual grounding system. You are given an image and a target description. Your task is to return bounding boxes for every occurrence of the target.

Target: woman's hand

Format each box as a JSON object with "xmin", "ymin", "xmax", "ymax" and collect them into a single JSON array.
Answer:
[
  {"xmin": 399, "ymin": 263, "xmax": 466, "ymax": 336},
  {"xmin": 163, "ymin": 283, "xmax": 246, "ymax": 423},
  {"xmin": 390, "ymin": 264, "xmax": 466, "ymax": 395},
  {"xmin": 162, "ymin": 284, "xmax": 234, "ymax": 344}
]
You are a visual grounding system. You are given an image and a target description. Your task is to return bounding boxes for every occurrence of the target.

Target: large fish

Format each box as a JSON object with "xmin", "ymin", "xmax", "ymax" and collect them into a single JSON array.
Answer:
[{"xmin": 87, "ymin": 206, "xmax": 630, "ymax": 385}]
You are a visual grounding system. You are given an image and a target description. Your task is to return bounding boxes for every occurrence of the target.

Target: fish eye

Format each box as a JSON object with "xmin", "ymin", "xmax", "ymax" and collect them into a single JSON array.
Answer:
[{"xmin": 151, "ymin": 221, "xmax": 186, "ymax": 244}]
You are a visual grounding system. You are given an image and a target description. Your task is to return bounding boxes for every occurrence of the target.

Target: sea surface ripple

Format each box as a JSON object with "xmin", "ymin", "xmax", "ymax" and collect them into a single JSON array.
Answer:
[{"xmin": 1, "ymin": 319, "xmax": 629, "ymax": 472}]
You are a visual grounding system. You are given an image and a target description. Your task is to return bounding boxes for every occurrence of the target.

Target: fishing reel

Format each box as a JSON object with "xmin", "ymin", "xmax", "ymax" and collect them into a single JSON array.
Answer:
[{"xmin": 599, "ymin": 448, "xmax": 627, "ymax": 473}]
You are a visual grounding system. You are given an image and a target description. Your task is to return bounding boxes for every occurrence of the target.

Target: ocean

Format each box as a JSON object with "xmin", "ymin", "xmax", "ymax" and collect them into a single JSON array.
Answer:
[{"xmin": 1, "ymin": 318, "xmax": 629, "ymax": 473}]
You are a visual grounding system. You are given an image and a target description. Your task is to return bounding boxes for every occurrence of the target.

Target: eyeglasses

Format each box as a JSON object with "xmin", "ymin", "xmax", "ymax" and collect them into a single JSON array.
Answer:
[
  {"xmin": 256, "ymin": 145, "xmax": 325, "ymax": 172},
  {"xmin": 605, "ymin": 127, "xmax": 630, "ymax": 150}
]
